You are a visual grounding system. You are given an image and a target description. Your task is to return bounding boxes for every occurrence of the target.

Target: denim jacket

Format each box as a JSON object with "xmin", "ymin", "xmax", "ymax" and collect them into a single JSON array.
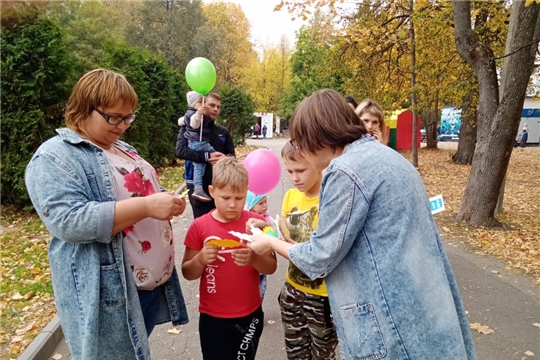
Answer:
[
  {"xmin": 289, "ymin": 136, "xmax": 476, "ymax": 360},
  {"xmin": 25, "ymin": 128, "xmax": 189, "ymax": 360}
]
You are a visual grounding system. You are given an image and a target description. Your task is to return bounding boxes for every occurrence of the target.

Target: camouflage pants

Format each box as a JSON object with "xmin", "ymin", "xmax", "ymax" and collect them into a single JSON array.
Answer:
[{"xmin": 279, "ymin": 282, "xmax": 338, "ymax": 360}]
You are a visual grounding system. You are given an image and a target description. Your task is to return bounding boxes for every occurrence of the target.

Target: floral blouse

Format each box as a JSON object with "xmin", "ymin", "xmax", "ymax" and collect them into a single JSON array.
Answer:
[{"xmin": 104, "ymin": 146, "xmax": 175, "ymax": 291}]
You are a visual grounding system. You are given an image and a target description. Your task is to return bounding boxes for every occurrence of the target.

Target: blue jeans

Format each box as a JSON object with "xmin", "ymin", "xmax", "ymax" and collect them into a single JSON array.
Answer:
[
  {"xmin": 260, "ymin": 274, "xmax": 267, "ymax": 299},
  {"xmin": 137, "ymin": 286, "xmax": 163, "ymax": 336},
  {"xmin": 188, "ymin": 140, "xmax": 215, "ymax": 188}
]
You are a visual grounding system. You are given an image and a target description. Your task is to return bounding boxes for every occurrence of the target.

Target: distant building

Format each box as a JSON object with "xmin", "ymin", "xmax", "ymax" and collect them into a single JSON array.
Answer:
[{"xmin": 519, "ymin": 97, "xmax": 540, "ymax": 144}]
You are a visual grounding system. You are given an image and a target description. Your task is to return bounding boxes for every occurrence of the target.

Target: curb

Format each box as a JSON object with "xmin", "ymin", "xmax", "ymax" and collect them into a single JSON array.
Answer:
[{"xmin": 18, "ymin": 316, "xmax": 63, "ymax": 360}]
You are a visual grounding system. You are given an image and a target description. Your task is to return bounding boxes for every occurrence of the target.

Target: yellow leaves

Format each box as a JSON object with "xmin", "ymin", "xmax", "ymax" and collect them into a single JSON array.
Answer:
[
  {"xmin": 469, "ymin": 322, "xmax": 495, "ymax": 335},
  {"xmin": 416, "ymin": 0, "xmax": 430, "ymax": 9},
  {"xmin": 24, "ymin": 290, "xmax": 36, "ymax": 300},
  {"xmin": 202, "ymin": 1, "xmax": 253, "ymax": 85},
  {"xmin": 524, "ymin": 0, "xmax": 540, "ymax": 6}
]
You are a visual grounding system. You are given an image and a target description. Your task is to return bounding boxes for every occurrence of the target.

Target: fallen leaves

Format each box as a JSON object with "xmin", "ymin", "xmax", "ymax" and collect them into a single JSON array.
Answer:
[
  {"xmin": 524, "ymin": 350, "xmax": 535, "ymax": 357},
  {"xmin": 167, "ymin": 327, "xmax": 182, "ymax": 335},
  {"xmin": 1, "ymin": 208, "xmax": 56, "ymax": 358},
  {"xmin": 14, "ymin": 322, "xmax": 35, "ymax": 336},
  {"xmin": 469, "ymin": 322, "xmax": 495, "ymax": 335},
  {"xmin": 401, "ymin": 147, "xmax": 540, "ymax": 283}
]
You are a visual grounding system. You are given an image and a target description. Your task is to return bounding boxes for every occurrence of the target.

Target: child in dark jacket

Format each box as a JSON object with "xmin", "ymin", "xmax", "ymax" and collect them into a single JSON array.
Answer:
[{"xmin": 181, "ymin": 91, "xmax": 215, "ymax": 202}]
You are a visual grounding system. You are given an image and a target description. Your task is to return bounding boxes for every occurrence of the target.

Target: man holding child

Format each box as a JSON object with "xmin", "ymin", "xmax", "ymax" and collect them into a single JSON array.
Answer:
[{"xmin": 176, "ymin": 92, "xmax": 235, "ymax": 218}]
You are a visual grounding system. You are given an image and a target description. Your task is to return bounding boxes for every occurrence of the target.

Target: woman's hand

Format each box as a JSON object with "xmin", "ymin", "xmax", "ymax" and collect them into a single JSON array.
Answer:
[
  {"xmin": 283, "ymin": 235, "xmax": 297, "ymax": 244},
  {"xmin": 146, "ymin": 192, "xmax": 186, "ymax": 220},
  {"xmin": 247, "ymin": 234, "xmax": 275, "ymax": 255}
]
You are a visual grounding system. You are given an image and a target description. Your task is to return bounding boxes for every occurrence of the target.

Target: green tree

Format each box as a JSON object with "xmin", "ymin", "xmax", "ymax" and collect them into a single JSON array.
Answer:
[
  {"xmin": 125, "ymin": 0, "xmax": 207, "ymax": 70},
  {"xmin": 281, "ymin": 14, "xmax": 339, "ymax": 119},
  {"xmin": 50, "ymin": 0, "xmax": 128, "ymax": 75},
  {"xmin": 1, "ymin": 6, "xmax": 74, "ymax": 208},
  {"xmin": 219, "ymin": 85, "xmax": 256, "ymax": 146}
]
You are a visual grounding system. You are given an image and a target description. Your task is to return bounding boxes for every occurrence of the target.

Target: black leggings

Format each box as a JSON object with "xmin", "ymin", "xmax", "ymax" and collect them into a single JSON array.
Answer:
[{"xmin": 199, "ymin": 306, "xmax": 264, "ymax": 360}]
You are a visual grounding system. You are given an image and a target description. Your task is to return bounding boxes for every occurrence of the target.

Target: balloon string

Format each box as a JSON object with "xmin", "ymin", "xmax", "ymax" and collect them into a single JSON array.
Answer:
[{"xmin": 200, "ymin": 95, "xmax": 205, "ymax": 142}]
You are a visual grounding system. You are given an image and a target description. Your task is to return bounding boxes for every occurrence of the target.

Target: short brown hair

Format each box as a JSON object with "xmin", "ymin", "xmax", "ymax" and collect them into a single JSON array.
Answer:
[
  {"xmin": 212, "ymin": 157, "xmax": 248, "ymax": 191},
  {"xmin": 289, "ymin": 89, "xmax": 367, "ymax": 153},
  {"xmin": 205, "ymin": 92, "xmax": 221, "ymax": 102},
  {"xmin": 64, "ymin": 69, "xmax": 138, "ymax": 132},
  {"xmin": 281, "ymin": 141, "xmax": 303, "ymax": 162},
  {"xmin": 355, "ymin": 98, "xmax": 386, "ymax": 144}
]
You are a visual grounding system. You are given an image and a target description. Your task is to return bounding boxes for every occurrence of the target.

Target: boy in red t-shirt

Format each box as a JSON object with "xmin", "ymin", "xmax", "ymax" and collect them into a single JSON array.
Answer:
[{"xmin": 182, "ymin": 157, "xmax": 278, "ymax": 360}]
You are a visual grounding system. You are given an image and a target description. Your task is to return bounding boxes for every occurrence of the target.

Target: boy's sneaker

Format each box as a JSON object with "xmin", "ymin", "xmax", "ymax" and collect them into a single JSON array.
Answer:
[{"xmin": 192, "ymin": 189, "xmax": 212, "ymax": 202}]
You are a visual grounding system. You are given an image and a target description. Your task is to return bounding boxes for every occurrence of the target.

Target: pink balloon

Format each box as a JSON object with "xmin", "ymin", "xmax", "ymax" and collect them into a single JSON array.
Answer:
[{"xmin": 243, "ymin": 149, "xmax": 281, "ymax": 195}]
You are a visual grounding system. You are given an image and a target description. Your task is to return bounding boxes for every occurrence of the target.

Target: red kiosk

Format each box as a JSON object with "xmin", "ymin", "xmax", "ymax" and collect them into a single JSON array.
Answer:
[{"xmin": 395, "ymin": 110, "xmax": 421, "ymax": 150}]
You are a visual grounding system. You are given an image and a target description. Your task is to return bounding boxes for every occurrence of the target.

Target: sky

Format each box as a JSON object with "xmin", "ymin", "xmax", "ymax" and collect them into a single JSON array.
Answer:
[{"xmin": 225, "ymin": 0, "xmax": 306, "ymax": 47}]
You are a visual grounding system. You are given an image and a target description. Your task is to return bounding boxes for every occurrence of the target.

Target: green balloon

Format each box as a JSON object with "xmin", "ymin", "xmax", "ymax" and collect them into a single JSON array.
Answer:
[{"xmin": 185, "ymin": 57, "xmax": 217, "ymax": 95}]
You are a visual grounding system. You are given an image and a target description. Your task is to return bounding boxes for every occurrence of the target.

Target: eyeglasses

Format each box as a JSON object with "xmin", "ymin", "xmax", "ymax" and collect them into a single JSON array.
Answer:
[
  {"xmin": 94, "ymin": 108, "xmax": 136, "ymax": 125},
  {"xmin": 289, "ymin": 139, "xmax": 297, "ymax": 149}
]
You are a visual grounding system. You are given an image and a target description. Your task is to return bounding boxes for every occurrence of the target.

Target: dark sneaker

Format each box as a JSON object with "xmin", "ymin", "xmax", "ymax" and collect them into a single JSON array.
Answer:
[{"xmin": 192, "ymin": 189, "xmax": 212, "ymax": 202}]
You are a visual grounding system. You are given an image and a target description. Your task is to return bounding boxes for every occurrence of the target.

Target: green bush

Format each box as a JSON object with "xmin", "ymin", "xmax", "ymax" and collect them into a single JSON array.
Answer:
[
  {"xmin": 219, "ymin": 85, "xmax": 256, "ymax": 146},
  {"xmin": 101, "ymin": 43, "xmax": 187, "ymax": 167},
  {"xmin": 1, "ymin": 11, "xmax": 74, "ymax": 209},
  {"xmin": 1, "ymin": 7, "xmax": 188, "ymax": 209}
]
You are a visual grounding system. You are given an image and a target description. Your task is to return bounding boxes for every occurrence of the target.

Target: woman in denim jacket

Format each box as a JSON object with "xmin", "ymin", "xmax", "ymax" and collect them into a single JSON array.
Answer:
[
  {"xmin": 249, "ymin": 89, "xmax": 477, "ymax": 359},
  {"xmin": 25, "ymin": 69, "xmax": 189, "ymax": 360}
]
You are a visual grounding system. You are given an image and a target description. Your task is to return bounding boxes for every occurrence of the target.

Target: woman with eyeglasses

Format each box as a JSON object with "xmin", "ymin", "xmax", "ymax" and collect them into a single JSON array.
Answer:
[
  {"xmin": 25, "ymin": 69, "xmax": 189, "ymax": 360},
  {"xmin": 248, "ymin": 89, "xmax": 477, "ymax": 359}
]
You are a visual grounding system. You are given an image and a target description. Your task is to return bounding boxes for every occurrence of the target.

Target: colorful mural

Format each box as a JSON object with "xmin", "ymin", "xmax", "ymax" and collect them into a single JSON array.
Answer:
[{"xmin": 440, "ymin": 107, "xmax": 462, "ymax": 135}]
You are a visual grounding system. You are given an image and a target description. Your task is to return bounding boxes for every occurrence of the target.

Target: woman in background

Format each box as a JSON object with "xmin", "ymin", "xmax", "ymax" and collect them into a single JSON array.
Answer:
[{"xmin": 355, "ymin": 98, "xmax": 387, "ymax": 145}]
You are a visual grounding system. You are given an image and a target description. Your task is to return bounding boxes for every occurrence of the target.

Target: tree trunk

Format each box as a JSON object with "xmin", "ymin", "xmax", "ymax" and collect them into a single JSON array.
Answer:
[
  {"xmin": 426, "ymin": 118, "xmax": 437, "ymax": 148},
  {"xmin": 410, "ymin": 0, "xmax": 418, "ymax": 167},
  {"xmin": 453, "ymin": 0, "xmax": 540, "ymax": 225},
  {"xmin": 425, "ymin": 90, "xmax": 439, "ymax": 149},
  {"xmin": 495, "ymin": 3, "xmax": 525, "ymax": 215},
  {"xmin": 452, "ymin": 88, "xmax": 477, "ymax": 165}
]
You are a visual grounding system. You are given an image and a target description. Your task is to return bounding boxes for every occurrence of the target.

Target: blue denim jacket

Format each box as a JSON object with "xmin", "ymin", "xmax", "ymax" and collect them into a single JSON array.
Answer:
[
  {"xmin": 289, "ymin": 136, "xmax": 476, "ymax": 360},
  {"xmin": 25, "ymin": 128, "xmax": 189, "ymax": 360}
]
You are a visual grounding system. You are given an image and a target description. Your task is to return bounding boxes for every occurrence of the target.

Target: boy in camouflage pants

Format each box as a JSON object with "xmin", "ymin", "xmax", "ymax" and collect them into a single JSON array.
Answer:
[{"xmin": 279, "ymin": 142, "xmax": 338, "ymax": 359}]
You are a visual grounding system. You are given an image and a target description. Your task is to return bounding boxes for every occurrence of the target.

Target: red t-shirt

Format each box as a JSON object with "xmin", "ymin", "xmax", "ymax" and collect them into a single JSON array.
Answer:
[{"xmin": 184, "ymin": 210, "xmax": 264, "ymax": 318}]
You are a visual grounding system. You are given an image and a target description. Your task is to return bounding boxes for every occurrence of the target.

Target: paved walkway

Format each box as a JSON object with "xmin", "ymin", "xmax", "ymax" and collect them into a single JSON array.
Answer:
[{"xmin": 48, "ymin": 138, "xmax": 540, "ymax": 360}]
